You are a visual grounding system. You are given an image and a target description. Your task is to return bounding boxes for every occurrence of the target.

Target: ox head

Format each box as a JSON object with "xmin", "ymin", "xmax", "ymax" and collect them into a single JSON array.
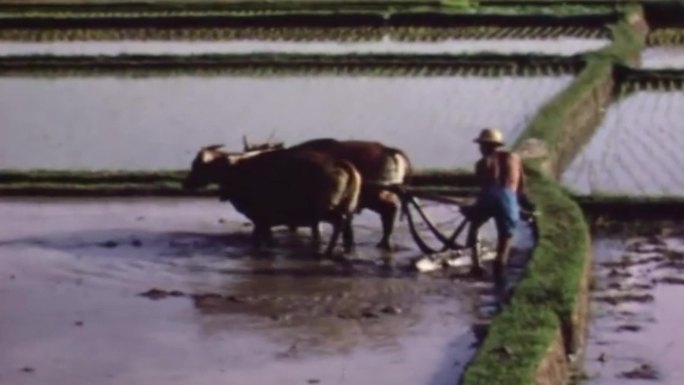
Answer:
[
  {"xmin": 183, "ymin": 144, "xmax": 279, "ymax": 191},
  {"xmin": 183, "ymin": 144, "xmax": 235, "ymax": 190}
]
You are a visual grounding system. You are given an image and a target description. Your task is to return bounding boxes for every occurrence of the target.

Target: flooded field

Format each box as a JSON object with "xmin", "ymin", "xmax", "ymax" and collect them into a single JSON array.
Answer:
[
  {"xmin": 562, "ymin": 90, "xmax": 684, "ymax": 196},
  {"xmin": 583, "ymin": 227, "xmax": 684, "ymax": 385},
  {"xmin": 0, "ymin": 75, "xmax": 572, "ymax": 170},
  {"xmin": 641, "ymin": 46, "xmax": 684, "ymax": 69},
  {"xmin": 0, "ymin": 38, "xmax": 609, "ymax": 56},
  {"xmin": 0, "ymin": 198, "xmax": 532, "ymax": 385}
]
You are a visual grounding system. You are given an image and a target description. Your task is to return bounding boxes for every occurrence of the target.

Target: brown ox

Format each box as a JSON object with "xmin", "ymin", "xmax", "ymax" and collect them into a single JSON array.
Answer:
[
  {"xmin": 183, "ymin": 145, "xmax": 362, "ymax": 257},
  {"xmin": 244, "ymin": 138, "xmax": 412, "ymax": 250}
]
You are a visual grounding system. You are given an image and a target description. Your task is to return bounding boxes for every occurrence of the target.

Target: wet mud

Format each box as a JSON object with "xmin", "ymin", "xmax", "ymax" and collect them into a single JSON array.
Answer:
[
  {"xmin": 0, "ymin": 198, "xmax": 533, "ymax": 385},
  {"xmin": 582, "ymin": 225, "xmax": 684, "ymax": 384}
]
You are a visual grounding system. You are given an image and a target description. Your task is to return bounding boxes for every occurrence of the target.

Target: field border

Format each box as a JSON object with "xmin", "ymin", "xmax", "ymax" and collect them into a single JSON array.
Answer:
[
  {"xmin": 461, "ymin": 4, "xmax": 647, "ymax": 385},
  {"xmin": 0, "ymin": 169, "xmax": 478, "ymax": 197},
  {"xmin": 0, "ymin": 52, "xmax": 584, "ymax": 77},
  {"xmin": 0, "ymin": 3, "xmax": 618, "ymax": 42},
  {"xmin": 0, "ymin": 2, "xmax": 618, "ymax": 18}
]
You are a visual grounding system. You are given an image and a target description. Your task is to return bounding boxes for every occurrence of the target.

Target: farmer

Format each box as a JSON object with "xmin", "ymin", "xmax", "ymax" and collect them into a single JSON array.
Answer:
[{"xmin": 461, "ymin": 128, "xmax": 530, "ymax": 284}]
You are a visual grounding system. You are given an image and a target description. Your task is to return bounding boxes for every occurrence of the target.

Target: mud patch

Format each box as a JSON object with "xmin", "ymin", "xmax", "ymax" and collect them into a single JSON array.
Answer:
[
  {"xmin": 615, "ymin": 324, "xmax": 641, "ymax": 333},
  {"xmin": 619, "ymin": 363, "xmax": 659, "ymax": 380},
  {"xmin": 655, "ymin": 276, "xmax": 684, "ymax": 285},
  {"xmin": 0, "ymin": 198, "xmax": 533, "ymax": 385},
  {"xmin": 593, "ymin": 293, "xmax": 654, "ymax": 305},
  {"xmin": 583, "ymin": 233, "xmax": 684, "ymax": 385}
]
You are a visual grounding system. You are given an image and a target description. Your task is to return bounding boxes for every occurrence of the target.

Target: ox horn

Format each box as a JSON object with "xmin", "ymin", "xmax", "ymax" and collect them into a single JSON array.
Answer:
[
  {"xmin": 243, "ymin": 135, "xmax": 251, "ymax": 151},
  {"xmin": 204, "ymin": 144, "xmax": 224, "ymax": 151}
]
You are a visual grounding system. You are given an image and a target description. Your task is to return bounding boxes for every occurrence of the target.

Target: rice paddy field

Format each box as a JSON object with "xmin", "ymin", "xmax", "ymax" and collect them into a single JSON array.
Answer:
[
  {"xmin": 642, "ymin": 29, "xmax": 684, "ymax": 69},
  {"xmin": 583, "ymin": 226, "xmax": 684, "ymax": 385},
  {"xmin": 0, "ymin": 73, "xmax": 573, "ymax": 170},
  {"xmin": 3, "ymin": 2, "xmax": 684, "ymax": 385},
  {"xmin": 0, "ymin": 38, "xmax": 610, "ymax": 56},
  {"xmin": 562, "ymin": 85, "xmax": 684, "ymax": 196}
]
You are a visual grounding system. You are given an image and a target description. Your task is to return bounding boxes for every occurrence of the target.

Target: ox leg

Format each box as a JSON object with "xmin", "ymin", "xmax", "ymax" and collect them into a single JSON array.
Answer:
[
  {"xmin": 342, "ymin": 216, "xmax": 355, "ymax": 253},
  {"xmin": 368, "ymin": 190, "xmax": 400, "ymax": 250},
  {"xmin": 311, "ymin": 222, "xmax": 321, "ymax": 243},
  {"xmin": 323, "ymin": 217, "xmax": 344, "ymax": 257},
  {"xmin": 252, "ymin": 223, "xmax": 275, "ymax": 248},
  {"xmin": 251, "ymin": 225, "xmax": 266, "ymax": 248}
]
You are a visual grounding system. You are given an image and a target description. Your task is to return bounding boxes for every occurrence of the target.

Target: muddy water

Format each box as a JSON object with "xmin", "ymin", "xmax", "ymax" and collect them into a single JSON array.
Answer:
[
  {"xmin": 0, "ymin": 199, "xmax": 532, "ymax": 385},
  {"xmin": 562, "ymin": 90, "xmax": 684, "ymax": 196},
  {"xmin": 0, "ymin": 38, "xmax": 610, "ymax": 56},
  {"xmin": 0, "ymin": 76, "xmax": 572, "ymax": 170},
  {"xmin": 641, "ymin": 47, "xmax": 684, "ymax": 69},
  {"xmin": 583, "ymin": 229, "xmax": 684, "ymax": 384}
]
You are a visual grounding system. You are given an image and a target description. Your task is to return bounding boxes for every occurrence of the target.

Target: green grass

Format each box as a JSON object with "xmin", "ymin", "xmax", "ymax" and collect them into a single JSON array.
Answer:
[
  {"xmin": 463, "ymin": 301, "xmax": 560, "ymax": 384},
  {"xmin": 512, "ymin": 168, "xmax": 588, "ymax": 321}
]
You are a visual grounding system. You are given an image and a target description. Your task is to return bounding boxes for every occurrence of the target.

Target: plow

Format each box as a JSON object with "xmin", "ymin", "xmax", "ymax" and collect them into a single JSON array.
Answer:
[{"xmin": 380, "ymin": 184, "xmax": 539, "ymax": 272}]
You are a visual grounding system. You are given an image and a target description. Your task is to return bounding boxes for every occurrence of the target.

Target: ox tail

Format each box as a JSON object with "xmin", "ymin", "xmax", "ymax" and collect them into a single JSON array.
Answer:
[
  {"xmin": 339, "ymin": 160, "xmax": 362, "ymax": 215},
  {"xmin": 382, "ymin": 148, "xmax": 412, "ymax": 222},
  {"xmin": 384, "ymin": 148, "xmax": 413, "ymax": 185}
]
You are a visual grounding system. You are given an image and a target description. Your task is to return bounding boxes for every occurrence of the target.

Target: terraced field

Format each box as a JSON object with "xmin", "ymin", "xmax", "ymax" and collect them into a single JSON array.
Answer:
[
  {"xmin": 0, "ymin": 38, "xmax": 610, "ymax": 56},
  {"xmin": 0, "ymin": 74, "xmax": 573, "ymax": 170},
  {"xmin": 563, "ymin": 89, "xmax": 684, "ymax": 196},
  {"xmin": 6, "ymin": 2, "xmax": 684, "ymax": 385}
]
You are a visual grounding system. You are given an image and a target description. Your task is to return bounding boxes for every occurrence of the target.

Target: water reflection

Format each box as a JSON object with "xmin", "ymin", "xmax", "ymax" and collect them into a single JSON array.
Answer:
[
  {"xmin": 0, "ymin": 38, "xmax": 610, "ymax": 56},
  {"xmin": 0, "ymin": 76, "xmax": 573, "ymax": 169}
]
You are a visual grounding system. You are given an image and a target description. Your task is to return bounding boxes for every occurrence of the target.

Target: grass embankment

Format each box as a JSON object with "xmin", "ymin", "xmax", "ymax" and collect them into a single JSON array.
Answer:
[
  {"xmin": 0, "ymin": 3, "xmax": 616, "ymax": 41},
  {"xmin": 463, "ymin": 166, "xmax": 588, "ymax": 384},
  {"xmin": 0, "ymin": 169, "xmax": 478, "ymax": 197},
  {"xmin": 463, "ymin": 5, "xmax": 646, "ymax": 385},
  {"xmin": 0, "ymin": 53, "xmax": 583, "ymax": 77}
]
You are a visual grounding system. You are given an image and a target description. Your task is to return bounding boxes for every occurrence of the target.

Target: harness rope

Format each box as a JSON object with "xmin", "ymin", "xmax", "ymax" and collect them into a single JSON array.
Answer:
[{"xmin": 376, "ymin": 184, "xmax": 471, "ymax": 254}]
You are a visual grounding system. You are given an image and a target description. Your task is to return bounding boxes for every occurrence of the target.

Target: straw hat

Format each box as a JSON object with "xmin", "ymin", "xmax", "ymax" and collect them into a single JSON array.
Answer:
[{"xmin": 474, "ymin": 128, "xmax": 504, "ymax": 146}]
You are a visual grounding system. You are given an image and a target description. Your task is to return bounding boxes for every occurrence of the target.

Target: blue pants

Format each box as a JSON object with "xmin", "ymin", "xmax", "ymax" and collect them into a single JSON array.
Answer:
[{"xmin": 468, "ymin": 187, "xmax": 520, "ymax": 238}]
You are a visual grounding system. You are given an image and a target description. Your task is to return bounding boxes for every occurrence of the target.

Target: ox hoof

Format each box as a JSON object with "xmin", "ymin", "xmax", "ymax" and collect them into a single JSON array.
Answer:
[{"xmin": 375, "ymin": 241, "xmax": 393, "ymax": 251}]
